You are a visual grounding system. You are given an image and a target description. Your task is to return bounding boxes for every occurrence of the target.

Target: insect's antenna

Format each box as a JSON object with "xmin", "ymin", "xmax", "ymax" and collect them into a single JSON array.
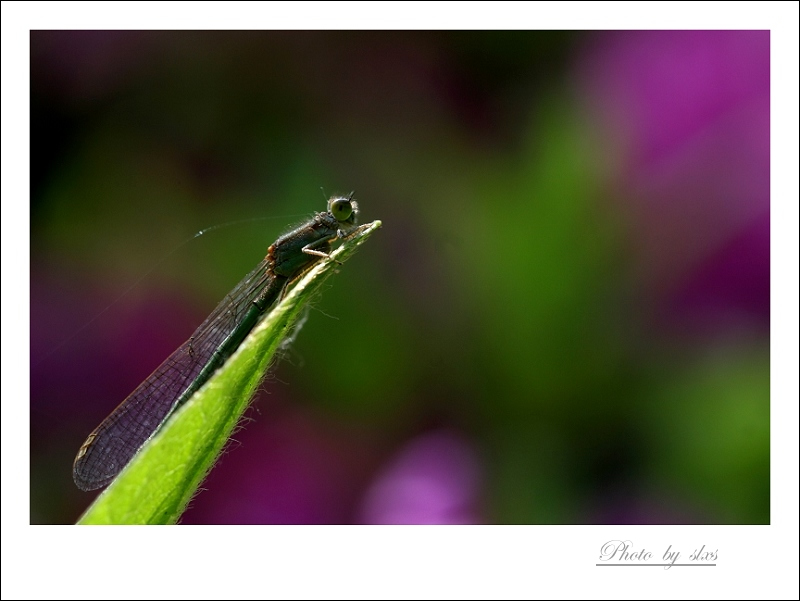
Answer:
[
  {"xmin": 319, "ymin": 186, "xmax": 328, "ymax": 200},
  {"xmin": 34, "ymin": 214, "xmax": 305, "ymax": 369},
  {"xmin": 347, "ymin": 190, "xmax": 355, "ymax": 201}
]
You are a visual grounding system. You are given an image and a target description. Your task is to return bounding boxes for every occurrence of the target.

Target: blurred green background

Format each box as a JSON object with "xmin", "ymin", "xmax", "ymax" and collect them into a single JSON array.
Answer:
[{"xmin": 30, "ymin": 30, "xmax": 769, "ymax": 524}]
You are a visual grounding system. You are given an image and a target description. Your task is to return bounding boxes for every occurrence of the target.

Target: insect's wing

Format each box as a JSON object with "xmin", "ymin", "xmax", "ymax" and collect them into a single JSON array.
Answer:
[
  {"xmin": 73, "ymin": 337, "xmax": 201, "ymax": 491},
  {"xmin": 73, "ymin": 260, "xmax": 274, "ymax": 491}
]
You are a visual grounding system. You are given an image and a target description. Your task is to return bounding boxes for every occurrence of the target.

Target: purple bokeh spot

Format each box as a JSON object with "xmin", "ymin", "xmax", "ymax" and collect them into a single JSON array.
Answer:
[
  {"xmin": 665, "ymin": 208, "xmax": 770, "ymax": 332},
  {"xmin": 579, "ymin": 31, "xmax": 770, "ymax": 335},
  {"xmin": 582, "ymin": 30, "xmax": 769, "ymax": 168},
  {"xmin": 359, "ymin": 431, "xmax": 482, "ymax": 525}
]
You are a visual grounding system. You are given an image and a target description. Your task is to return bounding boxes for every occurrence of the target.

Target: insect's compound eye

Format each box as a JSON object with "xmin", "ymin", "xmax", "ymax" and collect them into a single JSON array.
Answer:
[{"xmin": 329, "ymin": 197, "xmax": 354, "ymax": 222}]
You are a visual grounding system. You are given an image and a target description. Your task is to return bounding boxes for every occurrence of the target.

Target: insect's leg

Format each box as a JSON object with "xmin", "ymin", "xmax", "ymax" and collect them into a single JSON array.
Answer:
[
  {"xmin": 302, "ymin": 236, "xmax": 332, "ymax": 258},
  {"xmin": 302, "ymin": 236, "xmax": 342, "ymax": 265}
]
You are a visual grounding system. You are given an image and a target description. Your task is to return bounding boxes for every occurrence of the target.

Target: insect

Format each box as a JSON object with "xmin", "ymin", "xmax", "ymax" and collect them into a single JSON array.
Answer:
[{"xmin": 73, "ymin": 194, "xmax": 363, "ymax": 491}]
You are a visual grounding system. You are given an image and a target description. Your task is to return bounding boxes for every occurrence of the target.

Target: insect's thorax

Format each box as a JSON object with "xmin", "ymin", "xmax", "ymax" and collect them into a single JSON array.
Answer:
[{"xmin": 268, "ymin": 212, "xmax": 340, "ymax": 277}]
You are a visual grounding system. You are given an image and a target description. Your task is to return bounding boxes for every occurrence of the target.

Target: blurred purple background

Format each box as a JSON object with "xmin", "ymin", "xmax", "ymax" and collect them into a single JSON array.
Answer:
[{"xmin": 30, "ymin": 30, "xmax": 769, "ymax": 524}]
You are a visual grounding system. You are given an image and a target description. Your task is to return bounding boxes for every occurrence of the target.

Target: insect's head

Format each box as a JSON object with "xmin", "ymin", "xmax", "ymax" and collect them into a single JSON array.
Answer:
[{"xmin": 328, "ymin": 191, "xmax": 359, "ymax": 226}]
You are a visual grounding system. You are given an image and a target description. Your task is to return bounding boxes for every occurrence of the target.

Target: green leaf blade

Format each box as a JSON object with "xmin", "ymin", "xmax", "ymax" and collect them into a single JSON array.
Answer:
[{"xmin": 77, "ymin": 220, "xmax": 382, "ymax": 524}]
